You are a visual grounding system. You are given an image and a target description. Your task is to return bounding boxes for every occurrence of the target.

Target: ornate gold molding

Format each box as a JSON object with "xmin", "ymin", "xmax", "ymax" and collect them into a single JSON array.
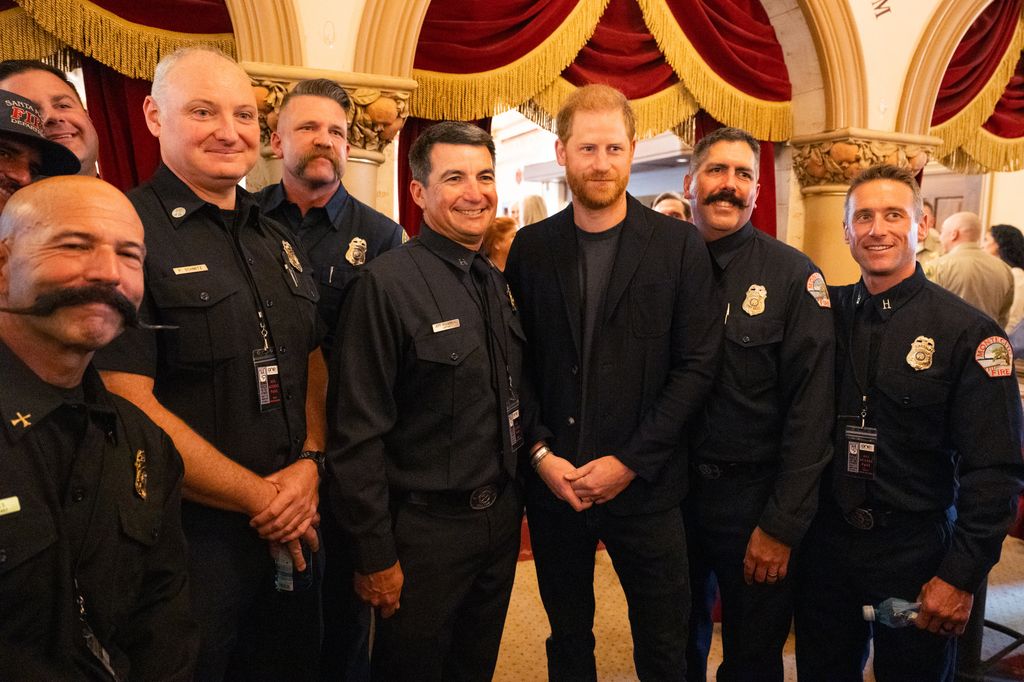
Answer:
[
  {"xmin": 224, "ymin": 0, "xmax": 302, "ymax": 65},
  {"xmin": 243, "ymin": 61, "xmax": 417, "ymax": 157},
  {"xmin": 354, "ymin": 0, "xmax": 431, "ymax": 77},
  {"xmin": 791, "ymin": 128, "xmax": 942, "ymax": 188}
]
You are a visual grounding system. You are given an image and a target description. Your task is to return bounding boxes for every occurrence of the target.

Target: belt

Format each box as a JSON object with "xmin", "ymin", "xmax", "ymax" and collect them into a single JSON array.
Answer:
[
  {"xmin": 840, "ymin": 506, "xmax": 950, "ymax": 531},
  {"xmin": 692, "ymin": 459, "xmax": 777, "ymax": 480},
  {"xmin": 404, "ymin": 474, "xmax": 509, "ymax": 511}
]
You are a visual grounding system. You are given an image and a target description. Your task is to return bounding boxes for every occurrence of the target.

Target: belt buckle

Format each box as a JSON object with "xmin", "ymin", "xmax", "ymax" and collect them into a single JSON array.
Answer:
[
  {"xmin": 845, "ymin": 507, "xmax": 875, "ymax": 530},
  {"xmin": 470, "ymin": 484, "xmax": 498, "ymax": 510},
  {"xmin": 697, "ymin": 463, "xmax": 721, "ymax": 480}
]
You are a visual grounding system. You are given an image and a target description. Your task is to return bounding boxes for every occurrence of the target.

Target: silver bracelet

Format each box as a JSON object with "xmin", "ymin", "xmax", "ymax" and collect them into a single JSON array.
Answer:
[{"xmin": 530, "ymin": 445, "xmax": 552, "ymax": 470}]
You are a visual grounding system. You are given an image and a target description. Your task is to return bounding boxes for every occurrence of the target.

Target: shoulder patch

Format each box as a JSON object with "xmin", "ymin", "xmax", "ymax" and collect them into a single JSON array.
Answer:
[
  {"xmin": 806, "ymin": 272, "xmax": 831, "ymax": 308},
  {"xmin": 975, "ymin": 336, "xmax": 1014, "ymax": 378}
]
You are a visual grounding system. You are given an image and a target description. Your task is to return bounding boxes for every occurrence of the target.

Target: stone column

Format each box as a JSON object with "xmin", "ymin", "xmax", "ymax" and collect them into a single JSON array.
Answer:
[
  {"xmin": 241, "ymin": 61, "xmax": 417, "ymax": 218},
  {"xmin": 790, "ymin": 128, "xmax": 941, "ymax": 285}
]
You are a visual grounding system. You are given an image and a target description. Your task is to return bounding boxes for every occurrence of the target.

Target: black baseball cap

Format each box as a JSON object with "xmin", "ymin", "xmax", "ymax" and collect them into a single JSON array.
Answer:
[{"xmin": 0, "ymin": 89, "xmax": 80, "ymax": 176}]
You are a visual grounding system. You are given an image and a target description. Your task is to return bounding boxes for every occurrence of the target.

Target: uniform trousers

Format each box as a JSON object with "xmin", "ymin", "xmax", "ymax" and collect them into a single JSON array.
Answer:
[
  {"xmin": 185, "ymin": 507, "xmax": 322, "ymax": 682},
  {"xmin": 794, "ymin": 505, "xmax": 957, "ymax": 682},
  {"xmin": 371, "ymin": 481, "xmax": 522, "ymax": 681},
  {"xmin": 528, "ymin": 501, "xmax": 690, "ymax": 681},
  {"xmin": 684, "ymin": 464, "xmax": 792, "ymax": 682}
]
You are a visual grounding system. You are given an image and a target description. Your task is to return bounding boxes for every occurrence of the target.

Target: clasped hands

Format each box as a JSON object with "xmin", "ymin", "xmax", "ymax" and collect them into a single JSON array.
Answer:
[
  {"xmin": 536, "ymin": 452, "xmax": 636, "ymax": 511},
  {"xmin": 250, "ymin": 458, "xmax": 321, "ymax": 571}
]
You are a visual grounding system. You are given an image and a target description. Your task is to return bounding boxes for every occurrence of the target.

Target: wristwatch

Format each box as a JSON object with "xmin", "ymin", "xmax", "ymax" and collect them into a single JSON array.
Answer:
[{"xmin": 297, "ymin": 450, "xmax": 325, "ymax": 476}]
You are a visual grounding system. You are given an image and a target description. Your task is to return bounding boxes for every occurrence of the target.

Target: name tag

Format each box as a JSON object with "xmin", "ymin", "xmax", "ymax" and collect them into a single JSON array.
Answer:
[
  {"xmin": 172, "ymin": 264, "xmax": 209, "ymax": 275},
  {"xmin": 432, "ymin": 319, "xmax": 460, "ymax": 333},
  {"xmin": 0, "ymin": 496, "xmax": 20, "ymax": 516}
]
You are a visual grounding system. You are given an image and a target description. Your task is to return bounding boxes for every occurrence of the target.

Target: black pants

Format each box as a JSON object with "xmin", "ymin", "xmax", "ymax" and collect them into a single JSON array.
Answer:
[
  {"xmin": 794, "ymin": 505, "xmax": 957, "ymax": 682},
  {"xmin": 528, "ymin": 501, "xmax": 690, "ymax": 681},
  {"xmin": 318, "ymin": 509, "xmax": 371, "ymax": 682},
  {"xmin": 371, "ymin": 482, "xmax": 523, "ymax": 681},
  {"xmin": 684, "ymin": 466, "xmax": 792, "ymax": 682},
  {"xmin": 184, "ymin": 507, "xmax": 322, "ymax": 682}
]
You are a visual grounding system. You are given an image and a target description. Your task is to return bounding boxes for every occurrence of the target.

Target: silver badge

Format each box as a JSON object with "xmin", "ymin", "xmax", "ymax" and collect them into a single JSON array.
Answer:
[
  {"xmin": 906, "ymin": 336, "xmax": 935, "ymax": 371},
  {"xmin": 345, "ymin": 237, "xmax": 368, "ymax": 266}
]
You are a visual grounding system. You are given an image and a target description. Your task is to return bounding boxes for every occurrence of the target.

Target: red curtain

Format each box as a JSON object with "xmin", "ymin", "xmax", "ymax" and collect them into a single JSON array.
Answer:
[
  {"xmin": 663, "ymin": 0, "xmax": 791, "ymax": 103},
  {"xmin": 931, "ymin": 0, "xmax": 1022, "ymax": 126},
  {"xmin": 695, "ymin": 111, "xmax": 776, "ymax": 237},
  {"xmin": 81, "ymin": 57, "xmax": 159, "ymax": 190},
  {"xmin": 414, "ymin": 0, "xmax": 579, "ymax": 73},
  {"xmin": 397, "ymin": 117, "xmax": 492, "ymax": 236},
  {"xmin": 563, "ymin": 0, "xmax": 678, "ymax": 99},
  {"xmin": 984, "ymin": 53, "xmax": 1024, "ymax": 139},
  {"xmin": 77, "ymin": 0, "xmax": 232, "ymax": 32}
]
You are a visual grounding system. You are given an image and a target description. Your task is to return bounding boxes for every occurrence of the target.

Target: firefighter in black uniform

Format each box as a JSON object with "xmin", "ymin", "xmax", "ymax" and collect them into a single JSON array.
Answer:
[
  {"xmin": 794, "ymin": 164, "xmax": 1024, "ymax": 682},
  {"xmin": 0, "ymin": 177, "xmax": 197, "ymax": 681},
  {"xmin": 682, "ymin": 127, "xmax": 834, "ymax": 682}
]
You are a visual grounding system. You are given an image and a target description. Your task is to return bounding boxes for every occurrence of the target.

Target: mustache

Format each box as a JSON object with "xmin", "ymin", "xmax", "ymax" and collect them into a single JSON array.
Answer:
[
  {"xmin": 704, "ymin": 190, "xmax": 748, "ymax": 208},
  {"xmin": 297, "ymin": 150, "xmax": 343, "ymax": 177},
  {"xmin": 0, "ymin": 285, "xmax": 167, "ymax": 331}
]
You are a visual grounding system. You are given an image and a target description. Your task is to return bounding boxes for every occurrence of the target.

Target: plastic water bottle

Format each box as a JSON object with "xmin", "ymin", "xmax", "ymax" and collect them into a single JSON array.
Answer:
[
  {"xmin": 271, "ymin": 543, "xmax": 313, "ymax": 592},
  {"xmin": 863, "ymin": 597, "xmax": 920, "ymax": 627}
]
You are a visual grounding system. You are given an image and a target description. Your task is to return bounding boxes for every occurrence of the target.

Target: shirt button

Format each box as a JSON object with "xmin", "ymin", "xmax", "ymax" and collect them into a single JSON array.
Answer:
[
  {"xmin": 450, "ymin": 352, "xmax": 459, "ymax": 361},
  {"xmin": 286, "ymin": 390, "xmax": 294, "ymax": 400},
  {"xmin": 742, "ymin": 335, "xmax": 751, "ymax": 344},
  {"xmin": 199, "ymin": 291, "xmax": 210, "ymax": 301},
  {"xmin": 567, "ymin": 417, "xmax": 576, "ymax": 425},
  {"xmin": 571, "ymin": 365, "xmax": 579, "ymax": 375},
  {"xmin": 279, "ymin": 346, "xmax": 287, "ymax": 354},
  {"xmin": 293, "ymin": 436, "xmax": 301, "ymax": 445},
  {"xmin": 265, "ymin": 299, "xmax": 274, "ymax": 308},
  {"xmin": 151, "ymin": 529, "xmax": 160, "ymax": 541},
  {"xmin": 247, "ymin": 257, "xmax": 255, "ymax": 265},
  {"xmin": 72, "ymin": 487, "xmax": 86, "ymax": 502},
  {"xmin": 0, "ymin": 549, "xmax": 6, "ymax": 563},
  {"xmin": 902, "ymin": 396, "xmax": 911, "ymax": 406}
]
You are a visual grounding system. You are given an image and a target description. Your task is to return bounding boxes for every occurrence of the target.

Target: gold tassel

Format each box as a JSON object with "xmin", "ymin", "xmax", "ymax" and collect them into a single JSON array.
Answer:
[
  {"xmin": 409, "ymin": 0, "xmax": 611, "ymax": 120},
  {"xmin": 635, "ymin": 0, "xmax": 792, "ymax": 141},
  {"xmin": 0, "ymin": 6, "xmax": 66, "ymax": 62},
  {"xmin": 950, "ymin": 126, "xmax": 1024, "ymax": 173},
  {"xmin": 15, "ymin": 0, "xmax": 235, "ymax": 80},
  {"xmin": 523, "ymin": 76, "xmax": 698, "ymax": 140},
  {"xmin": 930, "ymin": 10, "xmax": 1024, "ymax": 157}
]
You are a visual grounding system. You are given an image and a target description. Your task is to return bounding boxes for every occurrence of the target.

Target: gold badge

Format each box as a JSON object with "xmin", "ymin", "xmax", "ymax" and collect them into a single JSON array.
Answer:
[
  {"xmin": 134, "ymin": 449, "xmax": 147, "ymax": 500},
  {"xmin": 9, "ymin": 411, "xmax": 31, "ymax": 428},
  {"xmin": 401, "ymin": 230, "xmax": 410, "ymax": 244},
  {"xmin": 281, "ymin": 241, "xmax": 303, "ymax": 272},
  {"xmin": 975, "ymin": 336, "xmax": 1014, "ymax": 378},
  {"xmin": 806, "ymin": 272, "xmax": 831, "ymax": 308},
  {"xmin": 345, "ymin": 237, "xmax": 368, "ymax": 266},
  {"xmin": 906, "ymin": 336, "xmax": 935, "ymax": 371},
  {"xmin": 742, "ymin": 285, "xmax": 767, "ymax": 316},
  {"xmin": 506, "ymin": 284, "xmax": 517, "ymax": 312}
]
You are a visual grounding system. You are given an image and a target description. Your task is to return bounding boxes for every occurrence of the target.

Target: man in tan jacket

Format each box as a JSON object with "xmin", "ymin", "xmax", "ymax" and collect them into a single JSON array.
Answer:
[{"xmin": 925, "ymin": 211, "xmax": 1014, "ymax": 327}]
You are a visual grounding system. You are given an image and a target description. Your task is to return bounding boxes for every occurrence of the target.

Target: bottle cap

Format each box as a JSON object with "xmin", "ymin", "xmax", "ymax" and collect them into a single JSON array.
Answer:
[{"xmin": 862, "ymin": 605, "xmax": 875, "ymax": 621}]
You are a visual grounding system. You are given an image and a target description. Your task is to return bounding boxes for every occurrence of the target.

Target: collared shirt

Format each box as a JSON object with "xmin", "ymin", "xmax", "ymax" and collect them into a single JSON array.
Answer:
[
  {"xmin": 94, "ymin": 165, "xmax": 321, "ymax": 477},
  {"xmin": 694, "ymin": 222, "xmax": 835, "ymax": 546},
  {"xmin": 924, "ymin": 242, "xmax": 1015, "ymax": 327},
  {"xmin": 830, "ymin": 265, "xmax": 1024, "ymax": 591},
  {"xmin": 258, "ymin": 181, "xmax": 405, "ymax": 355},
  {"xmin": 326, "ymin": 224, "xmax": 525, "ymax": 573},
  {"xmin": 0, "ymin": 341, "xmax": 196, "ymax": 681}
]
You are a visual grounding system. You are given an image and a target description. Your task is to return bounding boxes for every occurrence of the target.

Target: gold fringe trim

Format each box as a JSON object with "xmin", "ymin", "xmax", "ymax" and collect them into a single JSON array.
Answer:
[
  {"xmin": 943, "ymin": 126, "xmax": 1024, "ymax": 173},
  {"xmin": 635, "ymin": 0, "xmax": 792, "ymax": 141},
  {"xmin": 0, "ymin": 6, "xmax": 66, "ymax": 62},
  {"xmin": 521, "ymin": 76, "xmax": 698, "ymax": 140},
  {"xmin": 15, "ymin": 0, "xmax": 235, "ymax": 80},
  {"xmin": 409, "ymin": 0, "xmax": 611, "ymax": 120},
  {"xmin": 930, "ymin": 9, "xmax": 1024, "ymax": 157}
]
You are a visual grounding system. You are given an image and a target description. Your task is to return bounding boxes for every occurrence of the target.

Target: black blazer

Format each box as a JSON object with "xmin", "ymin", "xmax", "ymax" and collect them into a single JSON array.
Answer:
[{"xmin": 505, "ymin": 194, "xmax": 722, "ymax": 515}]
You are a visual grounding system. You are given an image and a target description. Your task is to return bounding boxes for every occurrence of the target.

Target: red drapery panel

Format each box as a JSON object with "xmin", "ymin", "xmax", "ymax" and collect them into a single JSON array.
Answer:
[
  {"xmin": 69, "ymin": 0, "xmax": 232, "ymax": 34},
  {"xmin": 660, "ymin": 0, "xmax": 790, "ymax": 102},
  {"xmin": 695, "ymin": 111, "xmax": 776, "ymax": 237},
  {"xmin": 563, "ymin": 0, "xmax": 677, "ymax": 99},
  {"xmin": 81, "ymin": 57, "xmax": 159, "ymax": 190},
  {"xmin": 414, "ymin": 0, "xmax": 579, "ymax": 73},
  {"xmin": 397, "ymin": 117, "xmax": 493, "ymax": 237},
  {"xmin": 931, "ymin": 0, "xmax": 1022, "ymax": 126},
  {"xmin": 984, "ymin": 53, "xmax": 1024, "ymax": 139}
]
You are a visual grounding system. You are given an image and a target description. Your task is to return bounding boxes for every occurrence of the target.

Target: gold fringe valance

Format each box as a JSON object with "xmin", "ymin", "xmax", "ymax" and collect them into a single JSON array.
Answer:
[
  {"xmin": 0, "ymin": 6, "xmax": 68, "ymax": 63},
  {"xmin": 409, "ymin": 0, "xmax": 611, "ymax": 120},
  {"xmin": 943, "ymin": 126, "xmax": 1024, "ymax": 174},
  {"xmin": 930, "ymin": 10, "xmax": 1024, "ymax": 157},
  {"xmin": 635, "ymin": 0, "xmax": 792, "ymax": 141},
  {"xmin": 14, "ymin": 0, "xmax": 235, "ymax": 80},
  {"xmin": 520, "ymin": 76, "xmax": 699, "ymax": 140}
]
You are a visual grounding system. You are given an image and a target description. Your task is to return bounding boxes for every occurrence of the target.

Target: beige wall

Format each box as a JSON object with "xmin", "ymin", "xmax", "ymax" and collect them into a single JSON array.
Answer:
[
  {"xmin": 985, "ymin": 170, "xmax": 1024, "ymax": 231},
  {"xmin": 293, "ymin": 0, "xmax": 365, "ymax": 71}
]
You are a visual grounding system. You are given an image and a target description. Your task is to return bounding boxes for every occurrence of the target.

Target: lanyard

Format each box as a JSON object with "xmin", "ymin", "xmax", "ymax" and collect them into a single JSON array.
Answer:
[{"xmin": 845, "ymin": 296, "xmax": 887, "ymax": 427}]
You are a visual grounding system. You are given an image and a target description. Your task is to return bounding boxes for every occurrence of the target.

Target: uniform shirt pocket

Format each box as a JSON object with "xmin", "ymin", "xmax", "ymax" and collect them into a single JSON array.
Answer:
[
  {"xmin": 723, "ymin": 317, "xmax": 785, "ymax": 389},
  {"xmin": 413, "ymin": 327, "xmax": 482, "ymax": 415},
  {"xmin": 148, "ymin": 275, "xmax": 242, "ymax": 366},
  {"xmin": 0, "ymin": 508, "xmax": 57, "ymax": 575}
]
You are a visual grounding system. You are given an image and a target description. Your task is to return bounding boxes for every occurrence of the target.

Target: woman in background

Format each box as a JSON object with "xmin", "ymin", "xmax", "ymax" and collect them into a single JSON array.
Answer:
[
  {"xmin": 985, "ymin": 223, "xmax": 1024, "ymax": 331},
  {"xmin": 521, "ymin": 194, "xmax": 548, "ymax": 227},
  {"xmin": 483, "ymin": 216, "xmax": 518, "ymax": 271}
]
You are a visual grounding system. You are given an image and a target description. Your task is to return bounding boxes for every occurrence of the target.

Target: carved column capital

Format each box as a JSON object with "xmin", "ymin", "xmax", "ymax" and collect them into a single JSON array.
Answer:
[
  {"xmin": 790, "ymin": 128, "xmax": 943, "ymax": 189},
  {"xmin": 242, "ymin": 61, "xmax": 418, "ymax": 162}
]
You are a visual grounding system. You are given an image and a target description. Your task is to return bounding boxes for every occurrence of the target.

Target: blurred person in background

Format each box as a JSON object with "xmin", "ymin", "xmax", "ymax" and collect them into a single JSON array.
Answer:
[
  {"xmin": 984, "ymin": 224, "xmax": 1024, "ymax": 332},
  {"xmin": 652, "ymin": 190, "xmax": 692, "ymax": 221},
  {"xmin": 482, "ymin": 215, "xmax": 517, "ymax": 271},
  {"xmin": 521, "ymin": 193, "xmax": 548, "ymax": 227}
]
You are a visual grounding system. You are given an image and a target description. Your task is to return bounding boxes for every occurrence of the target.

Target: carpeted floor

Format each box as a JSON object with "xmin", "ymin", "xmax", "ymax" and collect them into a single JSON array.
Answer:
[{"xmin": 495, "ymin": 536, "xmax": 1024, "ymax": 681}]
